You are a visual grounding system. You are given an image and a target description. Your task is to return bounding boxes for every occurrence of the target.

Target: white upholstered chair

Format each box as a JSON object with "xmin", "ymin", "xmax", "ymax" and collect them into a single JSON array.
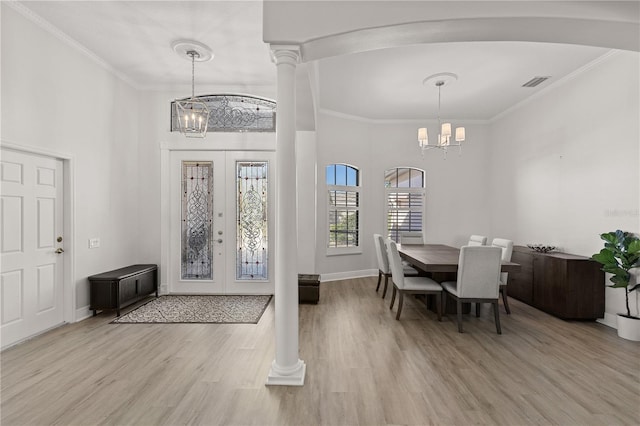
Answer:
[
  {"xmin": 491, "ymin": 238, "xmax": 514, "ymax": 314},
  {"xmin": 373, "ymin": 234, "xmax": 418, "ymax": 298},
  {"xmin": 468, "ymin": 235, "xmax": 488, "ymax": 246},
  {"xmin": 400, "ymin": 232, "xmax": 424, "ymax": 245},
  {"xmin": 386, "ymin": 239, "xmax": 442, "ymax": 321},
  {"xmin": 441, "ymin": 246, "xmax": 503, "ymax": 333}
]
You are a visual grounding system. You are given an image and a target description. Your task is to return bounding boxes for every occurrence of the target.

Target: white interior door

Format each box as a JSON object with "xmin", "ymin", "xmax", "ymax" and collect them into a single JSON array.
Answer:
[
  {"xmin": 169, "ymin": 151, "xmax": 274, "ymax": 294},
  {"xmin": 1, "ymin": 149, "xmax": 64, "ymax": 349}
]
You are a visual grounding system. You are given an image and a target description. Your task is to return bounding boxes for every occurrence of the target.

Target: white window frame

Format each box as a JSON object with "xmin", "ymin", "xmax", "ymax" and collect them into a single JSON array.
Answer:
[
  {"xmin": 385, "ymin": 167, "xmax": 425, "ymax": 243},
  {"xmin": 326, "ymin": 164, "xmax": 361, "ymax": 256}
]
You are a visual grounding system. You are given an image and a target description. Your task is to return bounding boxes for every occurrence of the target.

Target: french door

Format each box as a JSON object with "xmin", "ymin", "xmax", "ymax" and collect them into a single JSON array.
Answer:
[
  {"xmin": 1, "ymin": 148, "xmax": 65, "ymax": 348},
  {"xmin": 169, "ymin": 151, "xmax": 274, "ymax": 294}
]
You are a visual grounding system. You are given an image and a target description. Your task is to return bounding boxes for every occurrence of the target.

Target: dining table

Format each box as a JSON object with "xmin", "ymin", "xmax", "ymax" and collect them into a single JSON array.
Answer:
[
  {"xmin": 398, "ymin": 243, "xmax": 521, "ymax": 275},
  {"xmin": 397, "ymin": 243, "xmax": 521, "ymax": 314}
]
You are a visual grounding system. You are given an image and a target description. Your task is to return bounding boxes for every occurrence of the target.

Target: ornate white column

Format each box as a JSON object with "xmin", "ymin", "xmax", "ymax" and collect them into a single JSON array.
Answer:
[{"xmin": 266, "ymin": 45, "xmax": 306, "ymax": 386}]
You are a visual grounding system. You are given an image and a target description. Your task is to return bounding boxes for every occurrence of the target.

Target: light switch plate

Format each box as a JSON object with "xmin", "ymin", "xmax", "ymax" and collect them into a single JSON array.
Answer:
[{"xmin": 89, "ymin": 238, "xmax": 100, "ymax": 249}]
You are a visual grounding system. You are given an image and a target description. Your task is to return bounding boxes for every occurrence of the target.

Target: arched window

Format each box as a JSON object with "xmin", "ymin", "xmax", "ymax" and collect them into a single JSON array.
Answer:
[
  {"xmin": 385, "ymin": 167, "xmax": 425, "ymax": 242},
  {"xmin": 326, "ymin": 164, "xmax": 360, "ymax": 252}
]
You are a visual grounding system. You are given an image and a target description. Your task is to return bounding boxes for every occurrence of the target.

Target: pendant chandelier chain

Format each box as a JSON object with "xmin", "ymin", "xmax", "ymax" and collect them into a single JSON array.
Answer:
[
  {"xmin": 188, "ymin": 50, "xmax": 200, "ymax": 99},
  {"xmin": 437, "ymin": 81, "xmax": 444, "ymax": 123},
  {"xmin": 191, "ymin": 53, "xmax": 195, "ymax": 98}
]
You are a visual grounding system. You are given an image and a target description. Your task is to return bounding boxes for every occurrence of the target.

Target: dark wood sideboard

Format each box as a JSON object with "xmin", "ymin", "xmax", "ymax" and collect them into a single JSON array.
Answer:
[
  {"xmin": 89, "ymin": 264, "xmax": 158, "ymax": 316},
  {"xmin": 509, "ymin": 246, "xmax": 604, "ymax": 320}
]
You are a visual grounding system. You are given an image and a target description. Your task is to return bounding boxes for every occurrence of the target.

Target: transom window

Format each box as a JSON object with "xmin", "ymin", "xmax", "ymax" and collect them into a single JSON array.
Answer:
[
  {"xmin": 171, "ymin": 94, "xmax": 276, "ymax": 133},
  {"xmin": 385, "ymin": 167, "xmax": 425, "ymax": 242},
  {"xmin": 326, "ymin": 164, "xmax": 360, "ymax": 252}
]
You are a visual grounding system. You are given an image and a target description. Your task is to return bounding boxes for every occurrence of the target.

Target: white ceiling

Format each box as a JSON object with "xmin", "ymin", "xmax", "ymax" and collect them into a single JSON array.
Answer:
[
  {"xmin": 15, "ymin": 1, "xmax": 276, "ymax": 90},
  {"xmin": 13, "ymin": 1, "xmax": 615, "ymax": 121}
]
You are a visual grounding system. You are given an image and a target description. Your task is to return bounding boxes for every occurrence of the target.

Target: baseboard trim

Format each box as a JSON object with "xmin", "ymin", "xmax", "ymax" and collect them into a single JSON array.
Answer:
[
  {"xmin": 597, "ymin": 313, "xmax": 617, "ymax": 329},
  {"xmin": 75, "ymin": 306, "xmax": 93, "ymax": 322},
  {"xmin": 320, "ymin": 269, "xmax": 376, "ymax": 282}
]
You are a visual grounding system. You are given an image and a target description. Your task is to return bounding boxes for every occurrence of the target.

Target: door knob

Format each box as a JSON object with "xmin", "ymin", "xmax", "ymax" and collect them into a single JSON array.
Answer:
[{"xmin": 55, "ymin": 248, "xmax": 65, "ymax": 254}]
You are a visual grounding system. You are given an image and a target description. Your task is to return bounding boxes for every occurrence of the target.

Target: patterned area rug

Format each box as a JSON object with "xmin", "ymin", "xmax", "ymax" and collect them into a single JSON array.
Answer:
[{"xmin": 112, "ymin": 295, "xmax": 272, "ymax": 324}]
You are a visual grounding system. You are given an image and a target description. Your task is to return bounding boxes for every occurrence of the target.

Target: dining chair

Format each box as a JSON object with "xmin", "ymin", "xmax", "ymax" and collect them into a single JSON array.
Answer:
[
  {"xmin": 491, "ymin": 238, "xmax": 514, "ymax": 314},
  {"xmin": 373, "ymin": 234, "xmax": 418, "ymax": 298},
  {"xmin": 400, "ymin": 231, "xmax": 424, "ymax": 245},
  {"xmin": 468, "ymin": 235, "xmax": 487, "ymax": 246},
  {"xmin": 386, "ymin": 239, "xmax": 442, "ymax": 321},
  {"xmin": 441, "ymin": 245, "xmax": 503, "ymax": 333}
]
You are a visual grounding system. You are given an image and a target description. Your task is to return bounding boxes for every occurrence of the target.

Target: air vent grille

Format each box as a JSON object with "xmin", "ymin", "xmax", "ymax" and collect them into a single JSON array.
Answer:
[{"xmin": 522, "ymin": 76, "xmax": 551, "ymax": 88}]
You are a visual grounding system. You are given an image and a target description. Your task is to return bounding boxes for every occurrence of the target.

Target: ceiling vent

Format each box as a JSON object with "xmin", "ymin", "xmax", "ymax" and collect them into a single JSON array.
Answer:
[{"xmin": 522, "ymin": 76, "xmax": 551, "ymax": 88}]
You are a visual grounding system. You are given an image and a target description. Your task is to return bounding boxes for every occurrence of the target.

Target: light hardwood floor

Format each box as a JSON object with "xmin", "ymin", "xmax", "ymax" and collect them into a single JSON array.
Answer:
[{"xmin": 2, "ymin": 277, "xmax": 639, "ymax": 425}]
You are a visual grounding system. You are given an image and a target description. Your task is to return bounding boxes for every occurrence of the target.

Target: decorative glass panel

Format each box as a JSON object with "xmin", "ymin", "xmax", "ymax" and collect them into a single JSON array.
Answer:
[
  {"xmin": 236, "ymin": 161, "xmax": 268, "ymax": 280},
  {"xmin": 171, "ymin": 95, "xmax": 276, "ymax": 133},
  {"xmin": 182, "ymin": 162, "xmax": 213, "ymax": 280}
]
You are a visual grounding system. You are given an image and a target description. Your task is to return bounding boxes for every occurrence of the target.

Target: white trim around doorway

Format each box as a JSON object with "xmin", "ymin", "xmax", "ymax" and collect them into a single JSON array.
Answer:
[{"xmin": 159, "ymin": 133, "xmax": 277, "ymax": 294}]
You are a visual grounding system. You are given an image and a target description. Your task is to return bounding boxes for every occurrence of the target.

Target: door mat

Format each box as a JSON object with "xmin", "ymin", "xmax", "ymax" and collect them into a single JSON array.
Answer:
[{"xmin": 111, "ymin": 295, "xmax": 272, "ymax": 324}]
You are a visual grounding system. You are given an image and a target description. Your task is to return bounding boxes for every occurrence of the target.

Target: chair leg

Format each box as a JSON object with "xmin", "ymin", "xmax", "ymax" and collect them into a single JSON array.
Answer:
[
  {"xmin": 457, "ymin": 299, "xmax": 464, "ymax": 333},
  {"xmin": 376, "ymin": 271, "xmax": 382, "ymax": 292},
  {"xmin": 475, "ymin": 303, "xmax": 481, "ymax": 317},
  {"xmin": 390, "ymin": 286, "xmax": 397, "ymax": 310},
  {"xmin": 441, "ymin": 292, "xmax": 447, "ymax": 318},
  {"xmin": 501, "ymin": 286, "xmax": 511, "ymax": 315},
  {"xmin": 436, "ymin": 292, "xmax": 442, "ymax": 321},
  {"xmin": 382, "ymin": 275, "xmax": 389, "ymax": 299},
  {"xmin": 395, "ymin": 291, "xmax": 404, "ymax": 320},
  {"xmin": 493, "ymin": 301, "xmax": 502, "ymax": 334}
]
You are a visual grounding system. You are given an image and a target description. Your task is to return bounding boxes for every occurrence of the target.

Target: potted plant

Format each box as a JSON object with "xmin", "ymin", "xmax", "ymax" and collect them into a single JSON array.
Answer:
[{"xmin": 592, "ymin": 230, "xmax": 640, "ymax": 341}]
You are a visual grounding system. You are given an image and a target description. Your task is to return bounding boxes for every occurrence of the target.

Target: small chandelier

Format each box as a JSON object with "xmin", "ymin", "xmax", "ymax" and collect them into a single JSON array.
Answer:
[
  {"xmin": 173, "ymin": 40, "xmax": 213, "ymax": 138},
  {"xmin": 418, "ymin": 72, "xmax": 466, "ymax": 157}
]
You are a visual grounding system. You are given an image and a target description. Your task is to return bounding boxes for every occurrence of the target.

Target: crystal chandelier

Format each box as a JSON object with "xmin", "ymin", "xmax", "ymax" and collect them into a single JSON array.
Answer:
[
  {"xmin": 173, "ymin": 40, "xmax": 212, "ymax": 138},
  {"xmin": 418, "ymin": 73, "xmax": 466, "ymax": 157}
]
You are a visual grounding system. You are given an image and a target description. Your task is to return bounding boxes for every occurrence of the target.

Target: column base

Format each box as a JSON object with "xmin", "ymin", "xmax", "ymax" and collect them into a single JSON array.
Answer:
[{"xmin": 265, "ymin": 359, "xmax": 306, "ymax": 386}]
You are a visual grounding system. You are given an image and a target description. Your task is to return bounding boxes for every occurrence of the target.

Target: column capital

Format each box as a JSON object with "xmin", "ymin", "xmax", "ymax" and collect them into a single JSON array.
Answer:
[{"xmin": 270, "ymin": 45, "xmax": 301, "ymax": 65}]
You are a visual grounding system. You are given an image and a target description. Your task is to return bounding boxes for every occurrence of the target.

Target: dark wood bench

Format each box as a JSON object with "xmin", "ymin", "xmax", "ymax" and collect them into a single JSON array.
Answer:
[{"xmin": 89, "ymin": 264, "xmax": 158, "ymax": 316}]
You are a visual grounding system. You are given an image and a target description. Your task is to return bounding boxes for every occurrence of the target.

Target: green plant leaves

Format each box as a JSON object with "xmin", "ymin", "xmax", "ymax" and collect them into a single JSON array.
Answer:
[
  {"xmin": 592, "ymin": 249, "xmax": 616, "ymax": 266},
  {"xmin": 593, "ymin": 229, "xmax": 640, "ymax": 288}
]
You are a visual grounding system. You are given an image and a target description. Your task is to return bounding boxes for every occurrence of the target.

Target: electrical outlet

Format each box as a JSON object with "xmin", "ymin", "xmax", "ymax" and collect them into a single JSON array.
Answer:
[{"xmin": 89, "ymin": 238, "xmax": 100, "ymax": 249}]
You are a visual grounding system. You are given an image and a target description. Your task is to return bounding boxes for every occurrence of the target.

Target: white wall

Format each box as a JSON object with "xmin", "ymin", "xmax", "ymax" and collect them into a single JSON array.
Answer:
[
  {"xmin": 1, "ymin": 5, "xmax": 141, "ymax": 314},
  {"xmin": 313, "ymin": 112, "xmax": 493, "ymax": 277},
  {"xmin": 489, "ymin": 51, "xmax": 640, "ymax": 320}
]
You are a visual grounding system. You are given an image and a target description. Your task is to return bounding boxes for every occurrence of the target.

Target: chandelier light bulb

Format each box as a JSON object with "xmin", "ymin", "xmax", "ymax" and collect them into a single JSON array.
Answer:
[{"xmin": 441, "ymin": 122, "xmax": 452, "ymax": 137}]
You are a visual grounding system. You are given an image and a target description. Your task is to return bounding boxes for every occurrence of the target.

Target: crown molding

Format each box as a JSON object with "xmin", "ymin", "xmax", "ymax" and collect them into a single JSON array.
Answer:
[
  {"xmin": 490, "ymin": 49, "xmax": 621, "ymax": 122},
  {"xmin": 318, "ymin": 108, "xmax": 489, "ymax": 125},
  {"xmin": 5, "ymin": 0, "xmax": 139, "ymax": 89}
]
